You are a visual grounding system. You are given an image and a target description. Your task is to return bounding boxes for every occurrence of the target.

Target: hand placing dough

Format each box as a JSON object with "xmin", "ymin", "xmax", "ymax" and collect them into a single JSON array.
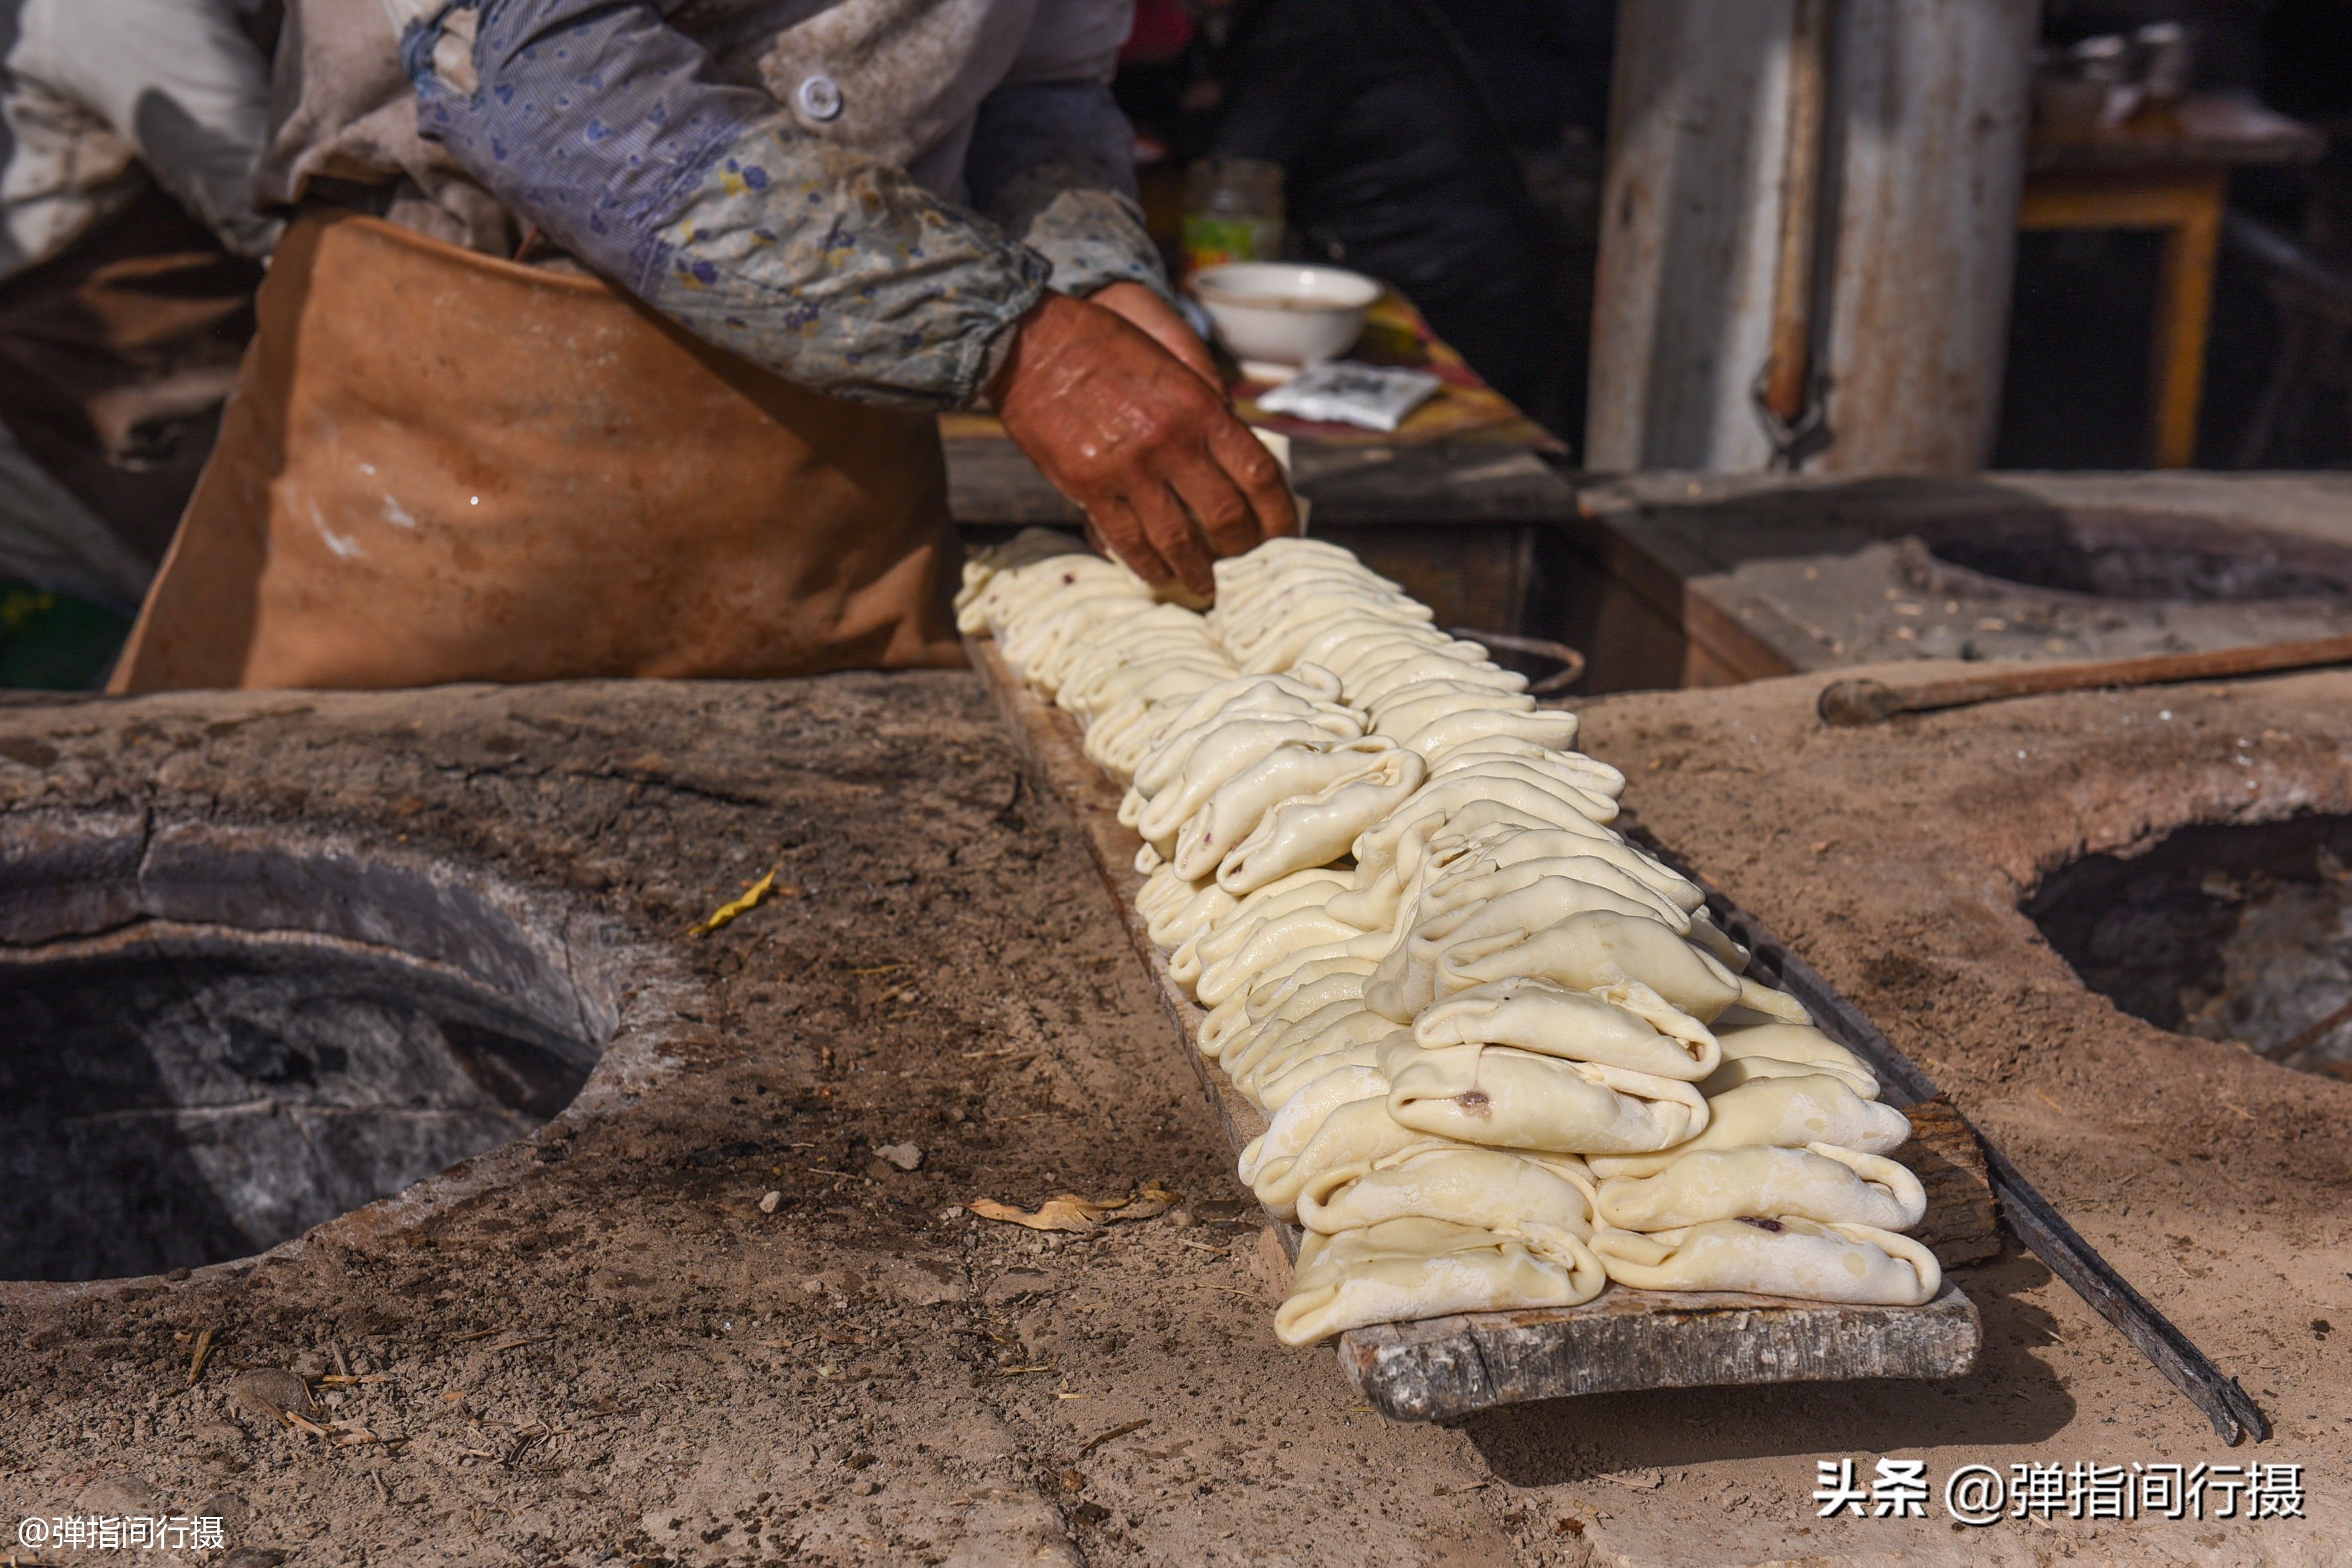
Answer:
[
  {"xmin": 1594, "ymin": 1143, "xmax": 1926, "ymax": 1232},
  {"xmin": 1278, "ymin": 1216, "xmax": 1607, "ymax": 1345},
  {"xmin": 1588, "ymin": 1217, "xmax": 1940, "ymax": 1306}
]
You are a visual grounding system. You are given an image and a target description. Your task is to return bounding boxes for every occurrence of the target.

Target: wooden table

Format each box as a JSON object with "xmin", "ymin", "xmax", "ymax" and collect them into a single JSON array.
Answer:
[{"xmin": 2017, "ymin": 94, "xmax": 2322, "ymax": 468}]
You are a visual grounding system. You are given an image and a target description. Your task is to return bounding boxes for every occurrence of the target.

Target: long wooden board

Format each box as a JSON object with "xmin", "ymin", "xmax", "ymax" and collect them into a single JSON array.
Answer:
[{"xmin": 969, "ymin": 635, "xmax": 1981, "ymax": 1421}]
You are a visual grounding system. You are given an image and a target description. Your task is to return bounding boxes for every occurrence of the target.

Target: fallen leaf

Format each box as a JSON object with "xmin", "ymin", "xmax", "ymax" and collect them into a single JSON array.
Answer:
[
  {"xmin": 966, "ymin": 1185, "xmax": 1180, "ymax": 1233},
  {"xmin": 1106, "ymin": 1184, "xmax": 1180, "ymax": 1223},
  {"xmin": 691, "ymin": 869, "xmax": 778, "ymax": 937},
  {"xmin": 969, "ymin": 1195, "xmax": 1125, "ymax": 1233}
]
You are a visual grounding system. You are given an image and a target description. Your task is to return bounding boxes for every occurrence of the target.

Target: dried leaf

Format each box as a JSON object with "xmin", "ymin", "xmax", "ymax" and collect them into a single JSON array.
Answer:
[
  {"xmin": 967, "ymin": 1184, "xmax": 1180, "ymax": 1232},
  {"xmin": 1103, "ymin": 1184, "xmax": 1180, "ymax": 1224},
  {"xmin": 968, "ymin": 1194, "xmax": 1128, "ymax": 1233},
  {"xmin": 691, "ymin": 869, "xmax": 778, "ymax": 937}
]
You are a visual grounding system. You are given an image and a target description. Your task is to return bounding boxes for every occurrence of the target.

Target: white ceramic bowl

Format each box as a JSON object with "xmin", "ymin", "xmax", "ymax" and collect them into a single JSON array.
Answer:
[{"xmin": 1189, "ymin": 263, "xmax": 1381, "ymax": 367}]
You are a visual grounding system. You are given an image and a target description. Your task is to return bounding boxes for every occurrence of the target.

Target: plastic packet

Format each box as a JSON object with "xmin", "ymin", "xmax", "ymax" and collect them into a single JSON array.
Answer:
[{"xmin": 1258, "ymin": 362, "xmax": 1443, "ymax": 433}]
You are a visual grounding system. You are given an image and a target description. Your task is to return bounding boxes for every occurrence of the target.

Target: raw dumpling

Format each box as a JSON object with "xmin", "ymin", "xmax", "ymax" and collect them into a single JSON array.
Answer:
[
  {"xmin": 1215, "ymin": 747, "xmax": 1427, "ymax": 895},
  {"xmin": 1413, "ymin": 977, "xmax": 1721, "ymax": 1081},
  {"xmin": 1237, "ymin": 1065, "xmax": 1391, "ymax": 1185},
  {"xmin": 1401, "ymin": 706, "xmax": 1580, "ymax": 760},
  {"xmin": 1593, "ymin": 1144, "xmax": 1926, "ymax": 1232},
  {"xmin": 1429, "ymin": 911, "xmax": 1744, "ymax": 1021},
  {"xmin": 1170, "ymin": 740, "xmax": 1404, "ymax": 881},
  {"xmin": 1587, "ymin": 1218, "xmax": 1940, "ymax": 1306},
  {"xmin": 1300, "ymin": 1145, "xmax": 1596, "ymax": 1237},
  {"xmin": 1278, "ymin": 1217, "xmax": 1607, "ymax": 1345},
  {"xmin": 1250, "ymin": 1097, "xmax": 1428, "ymax": 1221},
  {"xmin": 1585, "ymin": 1074, "xmax": 1913, "ymax": 1180},
  {"xmin": 1699, "ymin": 1022, "xmax": 1880, "ymax": 1100},
  {"xmin": 1366, "ymin": 876, "xmax": 1670, "ymax": 1022},
  {"xmin": 1382, "ymin": 1038, "xmax": 1709, "ymax": 1156}
]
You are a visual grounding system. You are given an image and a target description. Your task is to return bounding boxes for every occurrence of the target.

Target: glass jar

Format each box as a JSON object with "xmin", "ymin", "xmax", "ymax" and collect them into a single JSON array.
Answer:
[{"xmin": 1181, "ymin": 159, "xmax": 1285, "ymax": 275}]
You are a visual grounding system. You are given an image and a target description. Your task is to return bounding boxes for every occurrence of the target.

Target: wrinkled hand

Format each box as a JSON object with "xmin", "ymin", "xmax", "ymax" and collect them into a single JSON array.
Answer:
[
  {"xmin": 1089, "ymin": 281, "xmax": 1223, "ymax": 390},
  {"xmin": 990, "ymin": 291, "xmax": 1296, "ymax": 596}
]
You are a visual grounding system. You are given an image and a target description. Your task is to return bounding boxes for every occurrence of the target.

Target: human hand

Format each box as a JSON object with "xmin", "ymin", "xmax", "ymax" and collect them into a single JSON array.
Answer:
[
  {"xmin": 990, "ymin": 291, "xmax": 1297, "ymax": 596},
  {"xmin": 1089, "ymin": 280, "xmax": 1223, "ymax": 390}
]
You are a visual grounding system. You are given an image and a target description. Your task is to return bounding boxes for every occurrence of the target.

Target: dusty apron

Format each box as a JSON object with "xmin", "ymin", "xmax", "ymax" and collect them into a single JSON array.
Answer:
[{"xmin": 110, "ymin": 212, "xmax": 963, "ymax": 691}]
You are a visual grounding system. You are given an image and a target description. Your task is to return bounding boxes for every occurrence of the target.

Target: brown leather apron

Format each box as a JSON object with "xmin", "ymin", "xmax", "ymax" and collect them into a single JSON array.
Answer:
[{"xmin": 111, "ymin": 212, "xmax": 963, "ymax": 691}]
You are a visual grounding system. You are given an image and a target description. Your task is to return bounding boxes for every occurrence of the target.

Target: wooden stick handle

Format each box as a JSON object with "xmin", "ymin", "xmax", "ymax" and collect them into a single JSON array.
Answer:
[{"xmin": 1819, "ymin": 632, "xmax": 2352, "ymax": 726}]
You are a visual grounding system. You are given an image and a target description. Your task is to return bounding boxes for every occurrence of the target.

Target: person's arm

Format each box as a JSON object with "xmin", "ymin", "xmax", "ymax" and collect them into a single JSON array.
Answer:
[
  {"xmin": 405, "ymin": 0, "xmax": 1293, "ymax": 585},
  {"xmin": 965, "ymin": 77, "xmax": 1219, "ymax": 386},
  {"xmin": 35, "ymin": 0, "xmax": 281, "ymax": 259},
  {"xmin": 403, "ymin": 0, "xmax": 1049, "ymax": 411}
]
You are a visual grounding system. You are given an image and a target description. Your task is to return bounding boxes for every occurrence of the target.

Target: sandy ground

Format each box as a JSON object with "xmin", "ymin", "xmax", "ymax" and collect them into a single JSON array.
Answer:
[{"xmin": 0, "ymin": 667, "xmax": 2347, "ymax": 1567}]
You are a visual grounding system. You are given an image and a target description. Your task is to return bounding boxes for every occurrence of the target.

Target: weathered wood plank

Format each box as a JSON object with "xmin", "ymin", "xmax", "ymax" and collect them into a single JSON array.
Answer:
[
  {"xmin": 967, "ymin": 634, "xmax": 1981, "ymax": 1419},
  {"xmin": 1340, "ymin": 1283, "xmax": 1982, "ymax": 1423},
  {"xmin": 1901, "ymin": 1097, "xmax": 2001, "ymax": 1268}
]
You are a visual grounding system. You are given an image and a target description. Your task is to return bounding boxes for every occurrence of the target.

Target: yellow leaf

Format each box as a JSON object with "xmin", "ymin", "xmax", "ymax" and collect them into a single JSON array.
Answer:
[
  {"xmin": 692, "ymin": 868, "xmax": 777, "ymax": 937},
  {"xmin": 967, "ymin": 1194, "xmax": 1129, "ymax": 1233}
]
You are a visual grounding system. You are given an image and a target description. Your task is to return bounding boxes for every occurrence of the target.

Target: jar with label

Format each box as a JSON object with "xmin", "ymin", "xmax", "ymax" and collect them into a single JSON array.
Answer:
[{"xmin": 1182, "ymin": 159, "xmax": 1285, "ymax": 275}]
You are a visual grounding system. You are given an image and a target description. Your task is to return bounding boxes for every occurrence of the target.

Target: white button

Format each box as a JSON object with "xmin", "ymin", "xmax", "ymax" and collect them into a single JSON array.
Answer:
[{"xmin": 798, "ymin": 74, "xmax": 843, "ymax": 121}]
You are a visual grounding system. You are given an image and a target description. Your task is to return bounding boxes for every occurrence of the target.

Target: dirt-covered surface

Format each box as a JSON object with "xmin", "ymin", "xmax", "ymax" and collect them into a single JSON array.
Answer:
[{"xmin": 1, "ymin": 668, "xmax": 2347, "ymax": 1567}]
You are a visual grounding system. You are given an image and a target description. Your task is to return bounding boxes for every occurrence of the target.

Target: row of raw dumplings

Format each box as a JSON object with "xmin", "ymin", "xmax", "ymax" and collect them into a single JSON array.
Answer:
[{"xmin": 957, "ymin": 531, "xmax": 1941, "ymax": 1347}]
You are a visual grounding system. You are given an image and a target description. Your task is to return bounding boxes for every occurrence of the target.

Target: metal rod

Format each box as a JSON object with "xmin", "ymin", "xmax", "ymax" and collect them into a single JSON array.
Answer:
[{"xmin": 1622, "ymin": 817, "xmax": 2270, "ymax": 1444}]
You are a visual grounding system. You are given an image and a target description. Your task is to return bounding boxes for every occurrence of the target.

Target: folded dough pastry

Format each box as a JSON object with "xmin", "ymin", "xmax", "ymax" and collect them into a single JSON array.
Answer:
[
  {"xmin": 1433, "ymin": 824, "xmax": 1699, "ymax": 912},
  {"xmin": 1196, "ymin": 957, "xmax": 1376, "ymax": 1060},
  {"xmin": 1225, "ymin": 997, "xmax": 1395, "ymax": 1085},
  {"xmin": 1404, "ymin": 755, "xmax": 1617, "ymax": 824},
  {"xmin": 1299, "ymin": 1145, "xmax": 1597, "ymax": 1237},
  {"xmin": 1215, "ymin": 747, "xmax": 1427, "ymax": 895},
  {"xmin": 1413, "ymin": 977, "xmax": 1720, "ymax": 1081},
  {"xmin": 1233, "ymin": 1010, "xmax": 1409, "ymax": 1101},
  {"xmin": 1370, "ymin": 686, "xmax": 1539, "ymax": 743},
  {"xmin": 1419, "ymin": 854, "xmax": 1691, "ymax": 934},
  {"xmin": 1585, "ymin": 1073, "xmax": 1913, "ymax": 1180},
  {"xmin": 1170, "ymin": 739, "xmax": 1404, "ymax": 881},
  {"xmin": 1429, "ymin": 739, "xmax": 1626, "ymax": 799},
  {"xmin": 1587, "ymin": 1218, "xmax": 1940, "ymax": 1306},
  {"xmin": 1366, "ymin": 876, "xmax": 1671, "ymax": 1022},
  {"xmin": 1277, "ymin": 1216, "xmax": 1607, "ymax": 1345},
  {"xmin": 1136, "ymin": 720, "xmax": 1357, "ymax": 849},
  {"xmin": 1251, "ymin": 1096, "xmax": 1428, "ymax": 1220},
  {"xmin": 1237, "ymin": 1064, "xmax": 1391, "ymax": 1185},
  {"xmin": 1401, "ymin": 706, "xmax": 1580, "ymax": 761},
  {"xmin": 1253, "ymin": 1036, "xmax": 1399, "ymax": 1111},
  {"xmin": 1350, "ymin": 653, "xmax": 1525, "ymax": 708},
  {"xmin": 1429, "ymin": 911, "xmax": 1745, "ymax": 1022},
  {"xmin": 1594, "ymin": 1144, "xmax": 1926, "ymax": 1232},
  {"xmin": 1699, "ymin": 1022, "xmax": 1880, "ymax": 1100},
  {"xmin": 1382, "ymin": 1038, "xmax": 1709, "ymax": 1155},
  {"xmin": 1196, "ymin": 909, "xmax": 1373, "ymax": 1005}
]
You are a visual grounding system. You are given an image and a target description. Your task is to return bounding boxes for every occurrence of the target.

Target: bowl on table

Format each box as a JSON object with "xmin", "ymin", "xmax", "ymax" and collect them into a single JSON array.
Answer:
[{"xmin": 1188, "ymin": 263, "xmax": 1381, "ymax": 370}]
